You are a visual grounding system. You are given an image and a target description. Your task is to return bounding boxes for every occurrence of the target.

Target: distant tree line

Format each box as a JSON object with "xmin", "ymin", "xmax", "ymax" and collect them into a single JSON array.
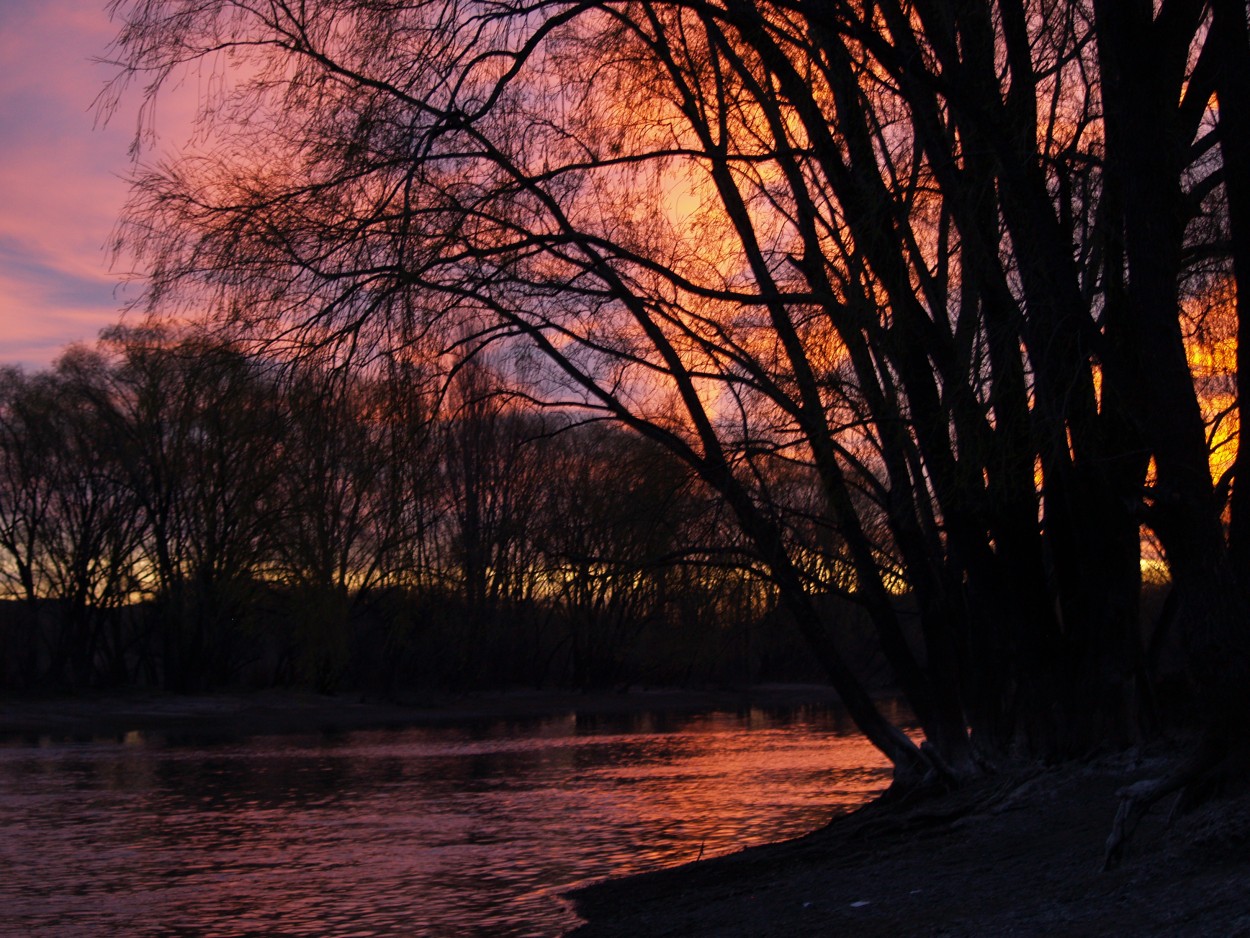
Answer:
[{"xmin": 0, "ymin": 324, "xmax": 868, "ymax": 694}]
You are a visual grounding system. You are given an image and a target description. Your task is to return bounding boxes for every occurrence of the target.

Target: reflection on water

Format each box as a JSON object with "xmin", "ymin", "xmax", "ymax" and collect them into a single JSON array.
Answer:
[{"xmin": 0, "ymin": 704, "xmax": 895, "ymax": 936}]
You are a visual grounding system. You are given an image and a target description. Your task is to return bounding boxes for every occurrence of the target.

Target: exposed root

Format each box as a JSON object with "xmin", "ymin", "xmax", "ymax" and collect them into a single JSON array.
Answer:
[
  {"xmin": 851, "ymin": 767, "xmax": 1039, "ymax": 843},
  {"xmin": 920, "ymin": 740, "xmax": 982, "ymax": 788},
  {"xmin": 1102, "ymin": 735, "xmax": 1226, "ymax": 871},
  {"xmin": 876, "ymin": 740, "xmax": 986, "ymax": 809},
  {"xmin": 1102, "ymin": 776, "xmax": 1187, "ymax": 870}
]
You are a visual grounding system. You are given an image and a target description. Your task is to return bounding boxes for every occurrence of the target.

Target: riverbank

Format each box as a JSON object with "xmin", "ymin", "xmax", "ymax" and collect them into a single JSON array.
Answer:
[
  {"xmin": 0, "ymin": 684, "xmax": 846, "ymax": 740},
  {"xmin": 568, "ymin": 748, "xmax": 1250, "ymax": 936}
]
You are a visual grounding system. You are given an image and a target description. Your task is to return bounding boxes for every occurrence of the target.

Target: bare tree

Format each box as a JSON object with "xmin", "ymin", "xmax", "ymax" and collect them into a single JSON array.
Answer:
[
  {"xmin": 0, "ymin": 369, "xmax": 63, "ymax": 685},
  {"xmin": 92, "ymin": 325, "xmax": 286, "ymax": 689},
  {"xmin": 268, "ymin": 356, "xmax": 408, "ymax": 690},
  {"xmin": 0, "ymin": 353, "xmax": 148, "ymax": 686},
  {"xmin": 532, "ymin": 421, "xmax": 699, "ymax": 687}
]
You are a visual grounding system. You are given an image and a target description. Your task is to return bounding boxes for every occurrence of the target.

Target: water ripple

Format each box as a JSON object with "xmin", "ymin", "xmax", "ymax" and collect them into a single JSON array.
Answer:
[{"xmin": 0, "ymin": 705, "xmax": 892, "ymax": 936}]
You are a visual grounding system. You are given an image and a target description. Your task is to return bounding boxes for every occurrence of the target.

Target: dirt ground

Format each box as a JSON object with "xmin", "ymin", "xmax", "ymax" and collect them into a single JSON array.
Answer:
[{"xmin": 569, "ymin": 750, "xmax": 1250, "ymax": 937}]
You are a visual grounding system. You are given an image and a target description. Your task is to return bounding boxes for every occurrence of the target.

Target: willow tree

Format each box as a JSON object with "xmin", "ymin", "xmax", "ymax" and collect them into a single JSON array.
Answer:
[{"xmin": 104, "ymin": 0, "xmax": 1248, "ymax": 793}]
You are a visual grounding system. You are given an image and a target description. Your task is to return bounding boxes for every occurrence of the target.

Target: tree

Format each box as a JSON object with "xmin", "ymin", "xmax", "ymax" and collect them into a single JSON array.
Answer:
[
  {"xmin": 533, "ymin": 421, "xmax": 700, "ymax": 687},
  {"xmin": 0, "ymin": 368, "xmax": 57, "ymax": 686},
  {"xmin": 0, "ymin": 354, "xmax": 147, "ymax": 686},
  {"xmin": 40, "ymin": 350, "xmax": 150, "ymax": 686},
  {"xmin": 92, "ymin": 325, "xmax": 286, "ymax": 689},
  {"xmin": 268, "ymin": 356, "xmax": 409, "ymax": 691},
  {"xmin": 105, "ymin": 0, "xmax": 1247, "ymax": 792}
]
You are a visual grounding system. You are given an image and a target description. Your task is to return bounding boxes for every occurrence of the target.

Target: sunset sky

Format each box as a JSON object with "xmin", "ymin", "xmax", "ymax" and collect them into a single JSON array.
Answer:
[{"xmin": 0, "ymin": 0, "xmax": 149, "ymax": 369}]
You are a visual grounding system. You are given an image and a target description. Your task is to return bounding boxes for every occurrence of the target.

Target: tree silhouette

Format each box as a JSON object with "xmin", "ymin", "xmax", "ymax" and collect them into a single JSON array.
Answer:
[{"xmin": 103, "ymin": 0, "xmax": 1248, "ymax": 794}]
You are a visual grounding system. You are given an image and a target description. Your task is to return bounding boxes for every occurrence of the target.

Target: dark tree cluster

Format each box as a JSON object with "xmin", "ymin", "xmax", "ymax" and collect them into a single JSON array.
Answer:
[{"xmin": 0, "ymin": 325, "xmax": 841, "ymax": 694}]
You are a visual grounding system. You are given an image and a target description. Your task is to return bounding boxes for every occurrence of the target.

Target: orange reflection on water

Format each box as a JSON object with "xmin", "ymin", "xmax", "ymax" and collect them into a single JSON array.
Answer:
[{"xmin": 0, "ymin": 704, "xmax": 894, "ymax": 937}]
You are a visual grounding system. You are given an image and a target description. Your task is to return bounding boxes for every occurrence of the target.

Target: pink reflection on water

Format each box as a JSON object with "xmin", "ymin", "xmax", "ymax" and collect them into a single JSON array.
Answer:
[{"xmin": 0, "ymin": 705, "xmax": 897, "ymax": 936}]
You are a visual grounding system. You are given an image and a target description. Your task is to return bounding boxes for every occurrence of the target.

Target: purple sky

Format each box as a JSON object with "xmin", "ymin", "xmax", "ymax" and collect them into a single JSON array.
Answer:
[{"xmin": 0, "ymin": 0, "xmax": 151, "ymax": 369}]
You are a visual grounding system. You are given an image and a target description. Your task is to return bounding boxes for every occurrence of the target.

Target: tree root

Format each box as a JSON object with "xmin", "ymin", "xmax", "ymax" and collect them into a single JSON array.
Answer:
[{"xmin": 1102, "ymin": 735, "xmax": 1226, "ymax": 871}]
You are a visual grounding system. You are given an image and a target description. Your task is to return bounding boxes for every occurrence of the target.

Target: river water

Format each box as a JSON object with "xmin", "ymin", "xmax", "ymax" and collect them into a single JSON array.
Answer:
[{"xmin": 0, "ymin": 703, "xmax": 898, "ymax": 936}]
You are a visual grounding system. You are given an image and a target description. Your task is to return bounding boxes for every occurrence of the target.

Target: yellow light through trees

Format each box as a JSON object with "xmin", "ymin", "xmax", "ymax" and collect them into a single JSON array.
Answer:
[{"xmin": 1181, "ymin": 281, "xmax": 1239, "ymax": 484}]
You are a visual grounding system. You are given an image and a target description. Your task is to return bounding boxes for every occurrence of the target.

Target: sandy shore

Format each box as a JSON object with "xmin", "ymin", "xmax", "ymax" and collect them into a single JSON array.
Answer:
[
  {"xmin": 0, "ymin": 684, "xmax": 844, "ymax": 740},
  {"xmin": 568, "ymin": 749, "xmax": 1250, "ymax": 937}
]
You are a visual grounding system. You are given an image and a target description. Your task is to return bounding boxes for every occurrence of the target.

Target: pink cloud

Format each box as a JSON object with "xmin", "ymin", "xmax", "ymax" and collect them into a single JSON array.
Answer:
[{"xmin": 0, "ymin": 0, "xmax": 199, "ymax": 369}]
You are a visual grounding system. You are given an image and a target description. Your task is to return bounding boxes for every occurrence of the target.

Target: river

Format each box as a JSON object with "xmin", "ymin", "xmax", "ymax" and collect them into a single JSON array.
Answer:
[{"xmin": 0, "ymin": 703, "xmax": 898, "ymax": 936}]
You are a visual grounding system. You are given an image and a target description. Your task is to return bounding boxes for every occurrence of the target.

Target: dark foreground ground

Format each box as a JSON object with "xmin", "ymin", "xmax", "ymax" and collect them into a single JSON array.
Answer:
[{"xmin": 570, "ymin": 750, "xmax": 1250, "ymax": 937}]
